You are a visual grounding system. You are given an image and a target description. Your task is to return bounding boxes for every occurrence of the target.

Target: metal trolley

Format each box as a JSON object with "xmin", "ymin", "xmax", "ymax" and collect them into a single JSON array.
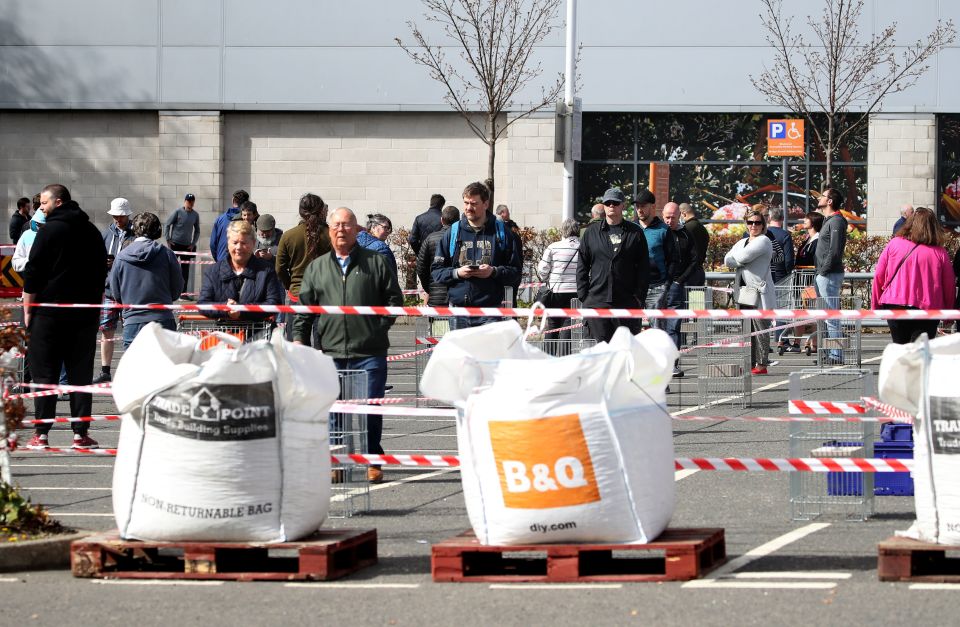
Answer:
[
  {"xmin": 176, "ymin": 314, "xmax": 274, "ymax": 349},
  {"xmin": 777, "ymin": 267, "xmax": 818, "ymax": 355},
  {"xmin": 695, "ymin": 316, "xmax": 753, "ymax": 409},
  {"xmin": 814, "ymin": 295, "xmax": 863, "ymax": 368},
  {"xmin": 329, "ymin": 369, "xmax": 371, "ymax": 518},
  {"xmin": 788, "ymin": 369, "xmax": 876, "ymax": 521},
  {"xmin": 414, "ymin": 316, "xmax": 452, "ymax": 408}
]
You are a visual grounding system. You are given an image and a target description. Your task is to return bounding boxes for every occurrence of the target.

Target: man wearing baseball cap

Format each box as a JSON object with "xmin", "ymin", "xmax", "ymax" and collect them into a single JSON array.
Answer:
[
  {"xmin": 164, "ymin": 193, "xmax": 201, "ymax": 287},
  {"xmin": 576, "ymin": 186, "xmax": 650, "ymax": 343},
  {"xmin": 94, "ymin": 197, "xmax": 134, "ymax": 384}
]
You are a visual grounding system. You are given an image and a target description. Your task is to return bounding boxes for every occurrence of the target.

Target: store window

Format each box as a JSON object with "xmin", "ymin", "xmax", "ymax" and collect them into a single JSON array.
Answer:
[
  {"xmin": 575, "ymin": 113, "xmax": 867, "ymax": 228},
  {"xmin": 937, "ymin": 114, "xmax": 960, "ymax": 227}
]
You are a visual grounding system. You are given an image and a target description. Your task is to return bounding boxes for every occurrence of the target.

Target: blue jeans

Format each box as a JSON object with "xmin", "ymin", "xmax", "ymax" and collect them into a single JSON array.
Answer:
[
  {"xmin": 122, "ymin": 318, "xmax": 177, "ymax": 348},
  {"xmin": 815, "ymin": 272, "xmax": 844, "ymax": 361},
  {"xmin": 333, "ymin": 356, "xmax": 387, "ymax": 455}
]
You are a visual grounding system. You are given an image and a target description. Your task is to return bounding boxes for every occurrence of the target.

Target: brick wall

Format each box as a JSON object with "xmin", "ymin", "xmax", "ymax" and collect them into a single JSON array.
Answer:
[{"xmin": 866, "ymin": 114, "xmax": 937, "ymax": 236}]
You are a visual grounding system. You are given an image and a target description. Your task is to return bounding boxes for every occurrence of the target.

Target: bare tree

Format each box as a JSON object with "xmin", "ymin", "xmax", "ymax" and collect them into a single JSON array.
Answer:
[
  {"xmin": 396, "ymin": 0, "xmax": 564, "ymax": 198},
  {"xmin": 751, "ymin": 0, "xmax": 955, "ymax": 182}
]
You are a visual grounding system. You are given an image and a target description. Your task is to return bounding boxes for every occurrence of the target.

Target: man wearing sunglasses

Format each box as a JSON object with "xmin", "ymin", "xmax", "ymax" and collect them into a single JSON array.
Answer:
[{"xmin": 576, "ymin": 187, "xmax": 650, "ymax": 343}]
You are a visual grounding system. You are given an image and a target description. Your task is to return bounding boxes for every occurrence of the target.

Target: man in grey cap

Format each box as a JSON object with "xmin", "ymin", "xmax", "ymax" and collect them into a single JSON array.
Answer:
[
  {"xmin": 95, "ymin": 198, "xmax": 134, "ymax": 384},
  {"xmin": 255, "ymin": 214, "xmax": 283, "ymax": 261},
  {"xmin": 164, "ymin": 192, "xmax": 201, "ymax": 287},
  {"xmin": 576, "ymin": 187, "xmax": 650, "ymax": 343}
]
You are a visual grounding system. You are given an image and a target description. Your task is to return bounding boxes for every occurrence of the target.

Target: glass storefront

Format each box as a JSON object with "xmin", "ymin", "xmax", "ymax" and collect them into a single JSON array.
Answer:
[
  {"xmin": 938, "ymin": 114, "xmax": 960, "ymax": 227},
  {"xmin": 575, "ymin": 113, "xmax": 867, "ymax": 226}
]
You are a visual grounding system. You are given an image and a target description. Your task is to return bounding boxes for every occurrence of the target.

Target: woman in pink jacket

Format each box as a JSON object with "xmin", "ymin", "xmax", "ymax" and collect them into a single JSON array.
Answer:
[{"xmin": 872, "ymin": 207, "xmax": 955, "ymax": 344}]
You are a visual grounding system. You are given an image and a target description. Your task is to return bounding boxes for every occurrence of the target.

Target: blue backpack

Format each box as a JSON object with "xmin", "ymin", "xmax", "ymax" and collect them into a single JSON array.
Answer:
[{"xmin": 448, "ymin": 219, "xmax": 510, "ymax": 259}]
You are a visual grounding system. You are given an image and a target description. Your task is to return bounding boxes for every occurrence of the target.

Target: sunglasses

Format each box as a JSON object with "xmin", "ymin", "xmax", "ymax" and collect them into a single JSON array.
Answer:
[
  {"xmin": 745, "ymin": 220, "xmax": 763, "ymax": 226},
  {"xmin": 603, "ymin": 201, "xmax": 622, "ymax": 207}
]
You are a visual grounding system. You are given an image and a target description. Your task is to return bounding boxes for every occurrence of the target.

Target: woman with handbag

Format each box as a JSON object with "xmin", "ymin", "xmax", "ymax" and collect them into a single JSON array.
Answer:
[
  {"xmin": 536, "ymin": 219, "xmax": 580, "ymax": 353},
  {"xmin": 724, "ymin": 209, "xmax": 777, "ymax": 375},
  {"xmin": 872, "ymin": 207, "xmax": 955, "ymax": 344}
]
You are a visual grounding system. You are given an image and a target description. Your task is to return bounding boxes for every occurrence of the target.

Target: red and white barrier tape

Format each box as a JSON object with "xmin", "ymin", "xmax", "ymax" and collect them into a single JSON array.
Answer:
[
  {"xmin": 179, "ymin": 260, "xmax": 216, "ymax": 265},
  {"xmin": 386, "ymin": 346, "xmax": 436, "ymax": 362},
  {"xmin": 861, "ymin": 396, "xmax": 914, "ymax": 421},
  {"xmin": 8, "ymin": 382, "xmax": 112, "ymax": 400},
  {"xmin": 788, "ymin": 399, "xmax": 866, "ymax": 415},
  {"xmin": 415, "ymin": 336, "xmax": 440, "ymax": 345},
  {"xmin": 679, "ymin": 318, "xmax": 815, "ymax": 354},
  {"xmin": 22, "ymin": 415, "xmax": 120, "ymax": 425},
  {"xmin": 10, "ymin": 301, "xmax": 960, "ymax": 320},
  {"xmin": 9, "ymin": 447, "xmax": 915, "ymax": 472}
]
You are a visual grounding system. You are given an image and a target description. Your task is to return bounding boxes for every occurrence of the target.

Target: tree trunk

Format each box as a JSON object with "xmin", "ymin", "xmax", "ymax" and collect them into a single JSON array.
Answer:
[
  {"xmin": 487, "ymin": 114, "xmax": 497, "ymax": 207},
  {"xmin": 825, "ymin": 115, "xmax": 834, "ymax": 188}
]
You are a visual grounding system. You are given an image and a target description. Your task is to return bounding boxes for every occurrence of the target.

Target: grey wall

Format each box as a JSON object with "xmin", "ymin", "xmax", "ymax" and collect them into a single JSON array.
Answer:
[{"xmin": 0, "ymin": 0, "xmax": 957, "ymax": 112}]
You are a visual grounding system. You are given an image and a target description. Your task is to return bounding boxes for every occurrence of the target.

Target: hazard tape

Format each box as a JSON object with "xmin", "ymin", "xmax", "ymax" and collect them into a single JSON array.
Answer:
[
  {"xmin": 415, "ymin": 336, "xmax": 440, "ymax": 345},
  {"xmin": 861, "ymin": 396, "xmax": 914, "ymax": 421},
  {"xmin": 179, "ymin": 260, "xmax": 216, "ymax": 265},
  {"xmin": 11, "ymin": 301, "xmax": 960, "ymax": 320},
  {"xmin": 788, "ymin": 400, "xmax": 866, "ymax": 415},
  {"xmin": 7, "ymin": 382, "xmax": 112, "ymax": 400},
  {"xmin": 22, "ymin": 415, "xmax": 120, "ymax": 425},
  {"xmin": 9, "ymin": 447, "xmax": 915, "ymax": 472},
  {"xmin": 386, "ymin": 346, "xmax": 436, "ymax": 362},
  {"xmin": 679, "ymin": 318, "xmax": 816, "ymax": 354}
]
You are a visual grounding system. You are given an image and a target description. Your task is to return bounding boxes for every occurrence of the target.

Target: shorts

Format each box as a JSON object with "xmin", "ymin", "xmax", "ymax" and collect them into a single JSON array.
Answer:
[{"xmin": 99, "ymin": 296, "xmax": 121, "ymax": 332}]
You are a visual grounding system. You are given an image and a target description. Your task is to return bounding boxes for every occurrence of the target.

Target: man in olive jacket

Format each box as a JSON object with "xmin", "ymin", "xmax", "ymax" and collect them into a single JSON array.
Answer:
[{"xmin": 293, "ymin": 207, "xmax": 403, "ymax": 483}]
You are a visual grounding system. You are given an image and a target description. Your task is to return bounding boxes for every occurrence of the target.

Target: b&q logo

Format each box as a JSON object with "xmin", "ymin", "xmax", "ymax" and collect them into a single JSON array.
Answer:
[{"xmin": 488, "ymin": 413, "xmax": 600, "ymax": 509}]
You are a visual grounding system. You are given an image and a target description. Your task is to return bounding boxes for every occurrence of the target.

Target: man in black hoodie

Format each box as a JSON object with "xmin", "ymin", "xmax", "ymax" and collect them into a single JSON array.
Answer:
[
  {"xmin": 407, "ymin": 193, "xmax": 445, "ymax": 255},
  {"xmin": 22, "ymin": 184, "xmax": 107, "ymax": 449}
]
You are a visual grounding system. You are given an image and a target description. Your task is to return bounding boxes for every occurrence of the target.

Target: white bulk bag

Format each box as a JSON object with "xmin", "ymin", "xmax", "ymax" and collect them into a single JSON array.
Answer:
[
  {"xmin": 111, "ymin": 323, "xmax": 339, "ymax": 542},
  {"xmin": 879, "ymin": 333, "xmax": 960, "ymax": 545},
  {"xmin": 420, "ymin": 320, "xmax": 678, "ymax": 545}
]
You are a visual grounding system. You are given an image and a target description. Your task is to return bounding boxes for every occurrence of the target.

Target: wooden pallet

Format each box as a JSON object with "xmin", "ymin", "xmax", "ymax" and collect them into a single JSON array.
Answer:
[
  {"xmin": 72, "ymin": 528, "xmax": 377, "ymax": 581},
  {"xmin": 878, "ymin": 536, "xmax": 960, "ymax": 582},
  {"xmin": 432, "ymin": 528, "xmax": 725, "ymax": 583}
]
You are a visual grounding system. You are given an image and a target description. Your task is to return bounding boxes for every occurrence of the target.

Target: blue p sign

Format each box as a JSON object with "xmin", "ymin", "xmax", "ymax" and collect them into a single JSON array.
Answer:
[{"xmin": 769, "ymin": 122, "xmax": 786, "ymax": 139}]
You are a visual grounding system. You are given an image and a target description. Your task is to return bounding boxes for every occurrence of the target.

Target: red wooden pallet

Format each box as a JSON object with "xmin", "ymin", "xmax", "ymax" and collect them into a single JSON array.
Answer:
[
  {"xmin": 432, "ymin": 528, "xmax": 725, "ymax": 583},
  {"xmin": 878, "ymin": 535, "xmax": 960, "ymax": 582},
  {"xmin": 71, "ymin": 528, "xmax": 377, "ymax": 581}
]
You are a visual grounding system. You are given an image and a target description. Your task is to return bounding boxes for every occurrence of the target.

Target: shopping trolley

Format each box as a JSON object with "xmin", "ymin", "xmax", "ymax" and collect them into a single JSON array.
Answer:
[
  {"xmin": 176, "ymin": 314, "xmax": 274, "ymax": 349},
  {"xmin": 778, "ymin": 267, "xmax": 818, "ymax": 355}
]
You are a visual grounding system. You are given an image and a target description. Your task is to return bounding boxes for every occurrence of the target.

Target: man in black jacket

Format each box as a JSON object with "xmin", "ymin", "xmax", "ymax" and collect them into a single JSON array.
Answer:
[
  {"xmin": 679, "ymin": 203, "xmax": 709, "ymax": 287},
  {"xmin": 576, "ymin": 187, "xmax": 649, "ymax": 343},
  {"xmin": 416, "ymin": 205, "xmax": 459, "ymax": 305},
  {"xmin": 22, "ymin": 184, "xmax": 107, "ymax": 449},
  {"xmin": 663, "ymin": 203, "xmax": 700, "ymax": 376},
  {"xmin": 407, "ymin": 193, "xmax": 445, "ymax": 255}
]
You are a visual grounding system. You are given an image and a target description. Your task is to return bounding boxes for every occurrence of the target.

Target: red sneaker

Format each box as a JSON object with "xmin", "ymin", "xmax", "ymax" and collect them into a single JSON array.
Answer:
[
  {"xmin": 750, "ymin": 366, "xmax": 768, "ymax": 375},
  {"xmin": 72, "ymin": 434, "xmax": 99, "ymax": 449},
  {"xmin": 26, "ymin": 433, "xmax": 48, "ymax": 449}
]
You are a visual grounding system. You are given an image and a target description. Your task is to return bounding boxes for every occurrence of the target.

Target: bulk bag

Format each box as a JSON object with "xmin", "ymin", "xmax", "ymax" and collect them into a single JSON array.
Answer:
[
  {"xmin": 420, "ymin": 320, "xmax": 678, "ymax": 545},
  {"xmin": 111, "ymin": 323, "xmax": 339, "ymax": 542},
  {"xmin": 879, "ymin": 333, "xmax": 960, "ymax": 545}
]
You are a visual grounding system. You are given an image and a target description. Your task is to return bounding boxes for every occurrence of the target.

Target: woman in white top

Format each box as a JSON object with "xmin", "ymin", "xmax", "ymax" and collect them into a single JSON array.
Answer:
[
  {"xmin": 724, "ymin": 209, "xmax": 776, "ymax": 374},
  {"xmin": 536, "ymin": 219, "xmax": 580, "ymax": 347}
]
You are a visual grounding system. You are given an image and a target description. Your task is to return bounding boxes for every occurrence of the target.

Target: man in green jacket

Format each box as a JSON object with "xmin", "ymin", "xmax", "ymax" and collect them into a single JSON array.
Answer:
[{"xmin": 293, "ymin": 207, "xmax": 403, "ymax": 483}]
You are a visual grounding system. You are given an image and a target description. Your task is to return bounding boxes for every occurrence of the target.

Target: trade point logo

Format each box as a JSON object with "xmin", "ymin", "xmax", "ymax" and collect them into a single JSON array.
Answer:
[
  {"xmin": 189, "ymin": 387, "xmax": 221, "ymax": 422},
  {"xmin": 488, "ymin": 413, "xmax": 600, "ymax": 509}
]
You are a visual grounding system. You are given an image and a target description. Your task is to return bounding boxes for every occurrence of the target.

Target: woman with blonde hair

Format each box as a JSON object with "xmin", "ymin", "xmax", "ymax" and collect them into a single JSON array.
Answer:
[
  {"xmin": 872, "ymin": 207, "xmax": 955, "ymax": 344},
  {"xmin": 724, "ymin": 209, "xmax": 776, "ymax": 374}
]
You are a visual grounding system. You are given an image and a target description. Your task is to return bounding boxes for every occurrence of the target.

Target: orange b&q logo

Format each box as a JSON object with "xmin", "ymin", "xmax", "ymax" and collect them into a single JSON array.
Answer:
[{"xmin": 488, "ymin": 413, "xmax": 600, "ymax": 509}]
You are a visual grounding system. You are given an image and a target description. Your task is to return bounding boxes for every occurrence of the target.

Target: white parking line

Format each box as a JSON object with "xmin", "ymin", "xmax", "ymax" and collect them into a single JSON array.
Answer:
[
  {"xmin": 20, "ymin": 487, "xmax": 111, "ymax": 491},
  {"xmin": 0, "ymin": 577, "xmax": 18, "ymax": 583},
  {"xmin": 910, "ymin": 583, "xmax": 960, "ymax": 590},
  {"xmin": 90, "ymin": 579, "xmax": 224, "ymax": 586},
  {"xmin": 674, "ymin": 469, "xmax": 698, "ymax": 481},
  {"xmin": 685, "ymin": 581, "xmax": 837, "ymax": 590},
  {"xmin": 683, "ymin": 522, "xmax": 831, "ymax": 589},
  {"xmin": 489, "ymin": 583, "xmax": 622, "ymax": 590},
  {"xmin": 285, "ymin": 582, "xmax": 420, "ymax": 589},
  {"xmin": 732, "ymin": 571, "xmax": 851, "ymax": 579},
  {"xmin": 46, "ymin": 512, "xmax": 113, "ymax": 517},
  {"xmin": 10, "ymin": 464, "xmax": 114, "ymax": 468}
]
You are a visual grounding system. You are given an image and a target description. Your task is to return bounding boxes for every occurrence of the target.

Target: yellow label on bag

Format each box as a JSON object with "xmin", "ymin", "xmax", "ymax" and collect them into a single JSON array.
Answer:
[{"xmin": 488, "ymin": 414, "xmax": 600, "ymax": 509}]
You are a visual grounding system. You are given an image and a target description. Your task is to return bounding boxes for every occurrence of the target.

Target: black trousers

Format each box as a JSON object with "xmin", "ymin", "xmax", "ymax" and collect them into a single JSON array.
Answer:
[
  {"xmin": 169, "ymin": 242, "xmax": 194, "ymax": 287},
  {"xmin": 583, "ymin": 301, "xmax": 641, "ymax": 344},
  {"xmin": 29, "ymin": 313, "xmax": 98, "ymax": 435},
  {"xmin": 885, "ymin": 305, "xmax": 939, "ymax": 344}
]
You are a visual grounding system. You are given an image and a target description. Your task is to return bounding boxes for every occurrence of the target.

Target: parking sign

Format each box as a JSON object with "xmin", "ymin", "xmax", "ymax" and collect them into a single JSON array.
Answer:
[{"xmin": 767, "ymin": 119, "xmax": 804, "ymax": 157}]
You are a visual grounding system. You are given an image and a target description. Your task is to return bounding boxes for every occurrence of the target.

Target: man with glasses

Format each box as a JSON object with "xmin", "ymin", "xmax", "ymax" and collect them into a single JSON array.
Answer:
[
  {"xmin": 293, "ymin": 207, "xmax": 403, "ymax": 484},
  {"xmin": 576, "ymin": 187, "xmax": 649, "ymax": 343},
  {"xmin": 815, "ymin": 188, "xmax": 847, "ymax": 364}
]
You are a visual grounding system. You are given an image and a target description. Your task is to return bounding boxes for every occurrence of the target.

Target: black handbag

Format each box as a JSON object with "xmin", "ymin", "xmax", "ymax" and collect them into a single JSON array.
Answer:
[{"xmin": 536, "ymin": 246, "xmax": 576, "ymax": 305}]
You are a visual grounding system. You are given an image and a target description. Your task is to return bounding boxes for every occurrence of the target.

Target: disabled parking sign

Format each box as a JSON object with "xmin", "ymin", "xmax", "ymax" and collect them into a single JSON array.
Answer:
[{"xmin": 767, "ymin": 119, "xmax": 805, "ymax": 156}]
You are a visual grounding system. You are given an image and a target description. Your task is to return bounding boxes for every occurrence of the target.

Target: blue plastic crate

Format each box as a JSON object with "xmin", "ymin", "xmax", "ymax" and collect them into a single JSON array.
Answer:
[
  {"xmin": 874, "ymin": 441, "xmax": 914, "ymax": 496},
  {"xmin": 880, "ymin": 423, "xmax": 913, "ymax": 443}
]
